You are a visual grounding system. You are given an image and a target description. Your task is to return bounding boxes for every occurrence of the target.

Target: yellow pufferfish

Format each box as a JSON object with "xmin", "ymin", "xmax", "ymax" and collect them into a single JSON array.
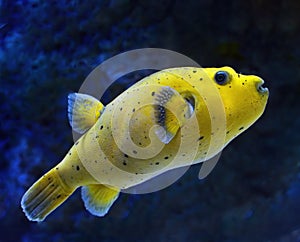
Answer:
[{"xmin": 21, "ymin": 66, "xmax": 269, "ymax": 222}]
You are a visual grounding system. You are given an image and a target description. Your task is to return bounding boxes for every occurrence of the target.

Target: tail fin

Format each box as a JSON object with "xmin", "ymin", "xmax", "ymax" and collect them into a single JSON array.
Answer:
[{"xmin": 21, "ymin": 168, "xmax": 76, "ymax": 222}]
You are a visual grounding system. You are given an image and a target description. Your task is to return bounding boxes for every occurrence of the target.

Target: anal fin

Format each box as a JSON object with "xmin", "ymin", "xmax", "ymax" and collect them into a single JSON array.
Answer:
[{"xmin": 81, "ymin": 184, "xmax": 120, "ymax": 217}]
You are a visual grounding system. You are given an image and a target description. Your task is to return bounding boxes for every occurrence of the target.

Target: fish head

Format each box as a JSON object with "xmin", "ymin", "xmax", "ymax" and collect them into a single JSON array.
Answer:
[{"xmin": 202, "ymin": 66, "xmax": 269, "ymax": 143}]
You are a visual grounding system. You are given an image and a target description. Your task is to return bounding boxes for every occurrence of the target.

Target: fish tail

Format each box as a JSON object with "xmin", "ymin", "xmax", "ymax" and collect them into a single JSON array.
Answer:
[{"xmin": 21, "ymin": 168, "xmax": 76, "ymax": 222}]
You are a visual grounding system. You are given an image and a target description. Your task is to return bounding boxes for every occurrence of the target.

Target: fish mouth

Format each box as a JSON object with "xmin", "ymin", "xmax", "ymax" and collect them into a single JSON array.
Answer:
[{"xmin": 256, "ymin": 79, "xmax": 269, "ymax": 94}]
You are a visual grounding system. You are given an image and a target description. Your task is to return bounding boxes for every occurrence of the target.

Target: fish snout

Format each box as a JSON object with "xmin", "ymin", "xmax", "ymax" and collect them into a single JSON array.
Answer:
[{"xmin": 255, "ymin": 79, "xmax": 269, "ymax": 94}]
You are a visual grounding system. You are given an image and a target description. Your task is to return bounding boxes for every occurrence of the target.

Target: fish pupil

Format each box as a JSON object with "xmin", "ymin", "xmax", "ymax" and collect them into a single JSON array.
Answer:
[{"xmin": 214, "ymin": 71, "xmax": 229, "ymax": 85}]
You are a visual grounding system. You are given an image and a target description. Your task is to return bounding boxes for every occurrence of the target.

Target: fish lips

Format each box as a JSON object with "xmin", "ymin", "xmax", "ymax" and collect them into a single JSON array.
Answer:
[{"xmin": 256, "ymin": 79, "xmax": 269, "ymax": 94}]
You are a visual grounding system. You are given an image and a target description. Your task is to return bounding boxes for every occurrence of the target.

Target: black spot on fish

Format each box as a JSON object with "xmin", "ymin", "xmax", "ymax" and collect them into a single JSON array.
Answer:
[
  {"xmin": 69, "ymin": 152, "xmax": 71, "ymax": 156},
  {"xmin": 120, "ymin": 107, "xmax": 123, "ymax": 111},
  {"xmin": 198, "ymin": 136, "xmax": 204, "ymax": 141},
  {"xmin": 132, "ymin": 108, "xmax": 135, "ymax": 112},
  {"xmin": 76, "ymin": 165, "xmax": 80, "ymax": 171},
  {"xmin": 100, "ymin": 125, "xmax": 103, "ymax": 130},
  {"xmin": 238, "ymin": 73, "xmax": 240, "ymax": 78},
  {"xmin": 226, "ymin": 131, "xmax": 230, "ymax": 134},
  {"xmin": 124, "ymin": 154, "xmax": 129, "ymax": 158},
  {"xmin": 123, "ymin": 161, "xmax": 127, "ymax": 166},
  {"xmin": 193, "ymin": 70, "xmax": 197, "ymax": 73},
  {"xmin": 133, "ymin": 150, "xmax": 137, "ymax": 154},
  {"xmin": 199, "ymin": 77, "xmax": 203, "ymax": 81},
  {"xmin": 155, "ymin": 162, "xmax": 160, "ymax": 165},
  {"xmin": 56, "ymin": 167, "xmax": 59, "ymax": 170},
  {"xmin": 239, "ymin": 127, "xmax": 244, "ymax": 130},
  {"xmin": 229, "ymin": 85, "xmax": 232, "ymax": 88},
  {"xmin": 242, "ymin": 83, "xmax": 245, "ymax": 85},
  {"xmin": 75, "ymin": 141, "xmax": 79, "ymax": 145},
  {"xmin": 164, "ymin": 156, "xmax": 169, "ymax": 160},
  {"xmin": 95, "ymin": 160, "xmax": 98, "ymax": 163},
  {"xmin": 57, "ymin": 195, "xmax": 61, "ymax": 199},
  {"xmin": 151, "ymin": 91, "xmax": 155, "ymax": 96}
]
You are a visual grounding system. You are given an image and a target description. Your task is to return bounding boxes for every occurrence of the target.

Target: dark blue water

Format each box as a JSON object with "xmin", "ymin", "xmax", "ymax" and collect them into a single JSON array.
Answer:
[{"xmin": 1, "ymin": 1, "xmax": 299, "ymax": 241}]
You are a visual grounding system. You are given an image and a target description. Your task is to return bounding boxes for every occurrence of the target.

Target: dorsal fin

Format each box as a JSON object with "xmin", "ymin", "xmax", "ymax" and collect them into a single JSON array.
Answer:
[{"xmin": 68, "ymin": 93, "xmax": 105, "ymax": 134}]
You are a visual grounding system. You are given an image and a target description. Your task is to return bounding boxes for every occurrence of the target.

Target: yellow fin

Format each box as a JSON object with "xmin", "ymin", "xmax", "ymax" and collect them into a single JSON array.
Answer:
[
  {"xmin": 21, "ymin": 168, "xmax": 75, "ymax": 222},
  {"xmin": 68, "ymin": 93, "xmax": 104, "ymax": 134},
  {"xmin": 81, "ymin": 184, "xmax": 120, "ymax": 217},
  {"xmin": 154, "ymin": 86, "xmax": 195, "ymax": 144}
]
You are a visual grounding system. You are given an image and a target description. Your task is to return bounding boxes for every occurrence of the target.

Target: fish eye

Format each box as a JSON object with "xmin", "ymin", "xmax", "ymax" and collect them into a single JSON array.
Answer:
[{"xmin": 214, "ymin": 71, "xmax": 229, "ymax": 85}]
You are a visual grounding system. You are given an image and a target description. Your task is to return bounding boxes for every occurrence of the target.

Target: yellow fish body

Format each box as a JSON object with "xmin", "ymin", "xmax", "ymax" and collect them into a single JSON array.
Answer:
[{"xmin": 21, "ymin": 67, "xmax": 269, "ymax": 221}]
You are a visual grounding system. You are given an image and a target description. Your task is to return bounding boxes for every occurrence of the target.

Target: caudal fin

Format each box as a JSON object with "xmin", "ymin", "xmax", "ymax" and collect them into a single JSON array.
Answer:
[{"xmin": 21, "ymin": 168, "xmax": 76, "ymax": 222}]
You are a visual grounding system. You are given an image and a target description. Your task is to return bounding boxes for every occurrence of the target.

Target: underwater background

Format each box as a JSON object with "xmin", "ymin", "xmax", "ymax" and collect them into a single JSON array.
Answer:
[{"xmin": 1, "ymin": 0, "xmax": 300, "ymax": 241}]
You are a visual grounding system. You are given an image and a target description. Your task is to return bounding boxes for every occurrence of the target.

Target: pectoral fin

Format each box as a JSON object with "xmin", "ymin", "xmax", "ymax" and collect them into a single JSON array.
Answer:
[
  {"xmin": 68, "ymin": 93, "xmax": 105, "ymax": 134},
  {"xmin": 81, "ymin": 184, "xmax": 120, "ymax": 217},
  {"xmin": 198, "ymin": 152, "xmax": 222, "ymax": 179},
  {"xmin": 154, "ymin": 86, "xmax": 195, "ymax": 144}
]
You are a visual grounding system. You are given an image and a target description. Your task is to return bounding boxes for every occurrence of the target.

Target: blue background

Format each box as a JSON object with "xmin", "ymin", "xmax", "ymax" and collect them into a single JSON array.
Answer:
[{"xmin": 0, "ymin": 0, "xmax": 299, "ymax": 241}]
